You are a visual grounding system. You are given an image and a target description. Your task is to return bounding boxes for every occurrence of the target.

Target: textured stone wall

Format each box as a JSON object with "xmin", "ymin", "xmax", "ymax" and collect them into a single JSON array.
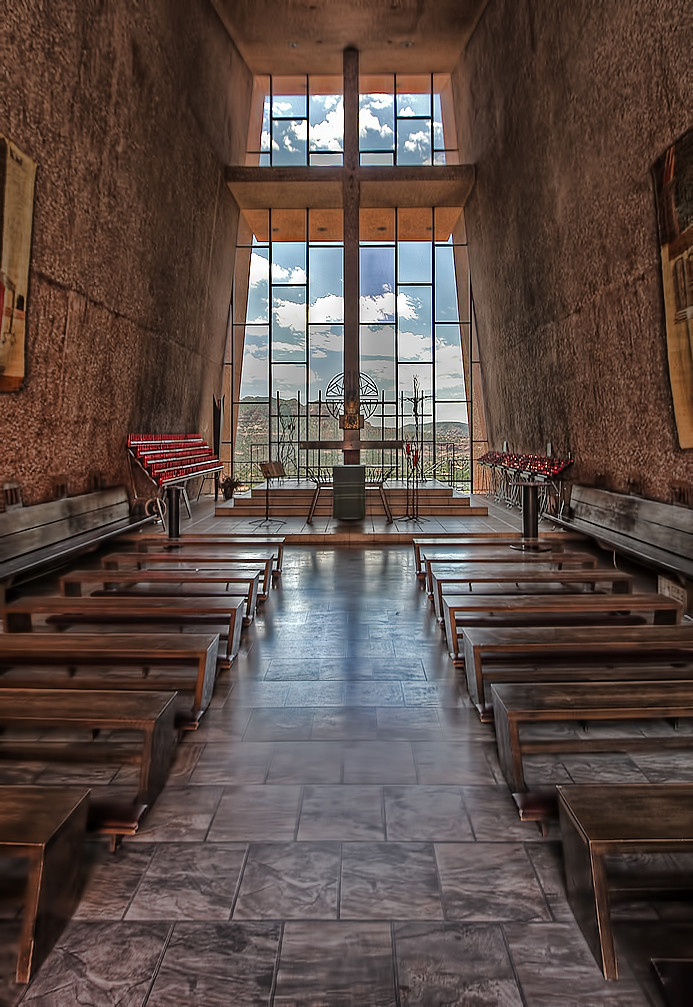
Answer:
[
  {"xmin": 455, "ymin": 0, "xmax": 693, "ymax": 501},
  {"xmin": 1, "ymin": 0, "xmax": 252, "ymax": 503}
]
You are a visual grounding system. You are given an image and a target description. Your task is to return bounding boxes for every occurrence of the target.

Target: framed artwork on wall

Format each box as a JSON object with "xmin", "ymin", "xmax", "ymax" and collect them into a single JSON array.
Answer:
[
  {"xmin": 0, "ymin": 137, "xmax": 37, "ymax": 392},
  {"xmin": 653, "ymin": 126, "xmax": 693, "ymax": 449}
]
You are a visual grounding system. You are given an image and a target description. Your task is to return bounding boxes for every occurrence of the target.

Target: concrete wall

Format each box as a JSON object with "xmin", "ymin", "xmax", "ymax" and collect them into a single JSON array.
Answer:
[
  {"xmin": 455, "ymin": 0, "xmax": 692, "ymax": 501},
  {"xmin": 1, "ymin": 0, "xmax": 252, "ymax": 504}
]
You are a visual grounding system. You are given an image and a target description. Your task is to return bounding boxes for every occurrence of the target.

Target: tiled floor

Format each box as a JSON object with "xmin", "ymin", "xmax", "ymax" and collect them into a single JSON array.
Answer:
[{"xmin": 1, "ymin": 505, "xmax": 692, "ymax": 1004}]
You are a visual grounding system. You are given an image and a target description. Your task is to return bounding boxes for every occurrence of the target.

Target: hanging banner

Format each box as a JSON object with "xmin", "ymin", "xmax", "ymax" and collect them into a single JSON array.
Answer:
[
  {"xmin": 653, "ymin": 127, "xmax": 693, "ymax": 449},
  {"xmin": 0, "ymin": 137, "xmax": 37, "ymax": 392}
]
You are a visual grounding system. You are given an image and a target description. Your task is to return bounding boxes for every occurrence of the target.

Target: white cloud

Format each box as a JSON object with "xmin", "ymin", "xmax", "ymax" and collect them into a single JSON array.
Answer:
[
  {"xmin": 272, "ymin": 297, "xmax": 306, "ymax": 334},
  {"xmin": 404, "ymin": 129, "xmax": 430, "ymax": 153},
  {"xmin": 272, "ymin": 263, "xmax": 307, "ymax": 284},
  {"xmin": 398, "ymin": 329, "xmax": 430, "ymax": 362},
  {"xmin": 309, "ymin": 326, "xmax": 343, "ymax": 352},
  {"xmin": 310, "ymin": 103, "xmax": 343, "ymax": 151},
  {"xmin": 309, "ymin": 292, "xmax": 343, "ymax": 323},
  {"xmin": 359, "ymin": 106, "xmax": 394, "ymax": 141}
]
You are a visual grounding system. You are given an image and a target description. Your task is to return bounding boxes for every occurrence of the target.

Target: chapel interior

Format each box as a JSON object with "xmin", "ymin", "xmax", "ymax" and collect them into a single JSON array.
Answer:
[{"xmin": 0, "ymin": 1, "xmax": 692, "ymax": 1004}]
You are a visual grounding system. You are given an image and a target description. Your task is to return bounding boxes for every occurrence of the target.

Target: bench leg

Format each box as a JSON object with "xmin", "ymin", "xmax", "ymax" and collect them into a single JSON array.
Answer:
[{"xmin": 16, "ymin": 797, "xmax": 88, "ymax": 983}]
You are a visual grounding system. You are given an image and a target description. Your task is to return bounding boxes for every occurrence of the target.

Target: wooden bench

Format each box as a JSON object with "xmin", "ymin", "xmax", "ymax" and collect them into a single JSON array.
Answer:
[
  {"xmin": 441, "ymin": 592, "xmax": 682, "ymax": 660},
  {"xmin": 102, "ymin": 550, "xmax": 274, "ymax": 601},
  {"xmin": 0, "ymin": 487, "xmax": 152, "ymax": 603},
  {"xmin": 59, "ymin": 568, "xmax": 261, "ymax": 623},
  {"xmin": 1, "ymin": 786, "xmax": 90, "ymax": 983},
  {"xmin": 557, "ymin": 784, "xmax": 693, "ymax": 979},
  {"xmin": 490, "ymin": 680, "xmax": 693, "ymax": 794},
  {"xmin": 412, "ymin": 531, "xmax": 587, "ymax": 576},
  {"xmin": 0, "ymin": 688, "xmax": 177, "ymax": 806},
  {"xmin": 460, "ymin": 624, "xmax": 693, "ymax": 713},
  {"xmin": 117, "ymin": 532, "xmax": 285, "ymax": 574},
  {"xmin": 422, "ymin": 548, "xmax": 598, "ymax": 597},
  {"xmin": 0, "ymin": 632, "xmax": 220, "ymax": 726},
  {"xmin": 3, "ymin": 595, "xmax": 245, "ymax": 662},
  {"xmin": 557, "ymin": 485, "xmax": 693, "ymax": 581},
  {"xmin": 433, "ymin": 568, "xmax": 636, "ymax": 623}
]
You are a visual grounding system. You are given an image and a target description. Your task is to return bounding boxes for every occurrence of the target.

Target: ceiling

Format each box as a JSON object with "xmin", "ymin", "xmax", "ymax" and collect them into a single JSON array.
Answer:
[{"xmin": 210, "ymin": 0, "xmax": 489, "ymax": 75}]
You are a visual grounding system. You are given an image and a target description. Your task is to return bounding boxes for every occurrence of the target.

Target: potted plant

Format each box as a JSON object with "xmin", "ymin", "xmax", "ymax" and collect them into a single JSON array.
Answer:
[{"xmin": 219, "ymin": 475, "xmax": 241, "ymax": 501}]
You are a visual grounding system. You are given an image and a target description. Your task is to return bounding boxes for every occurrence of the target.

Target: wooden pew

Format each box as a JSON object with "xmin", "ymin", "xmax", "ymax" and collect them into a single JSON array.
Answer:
[
  {"xmin": 102, "ymin": 549, "xmax": 275, "ymax": 601},
  {"xmin": 433, "ymin": 567, "xmax": 635, "ymax": 622},
  {"xmin": 557, "ymin": 784, "xmax": 693, "ymax": 980},
  {"xmin": 0, "ymin": 688, "xmax": 177, "ymax": 806},
  {"xmin": 412, "ymin": 531, "xmax": 587, "ymax": 575},
  {"xmin": 0, "ymin": 632, "xmax": 220, "ymax": 726},
  {"xmin": 3, "ymin": 595, "xmax": 245, "ymax": 662},
  {"xmin": 490, "ymin": 680, "xmax": 693, "ymax": 794},
  {"xmin": 422, "ymin": 548, "xmax": 598, "ymax": 596},
  {"xmin": 460, "ymin": 624, "xmax": 693, "ymax": 714},
  {"xmin": 59, "ymin": 568, "xmax": 261, "ymax": 624},
  {"xmin": 1, "ymin": 786, "xmax": 90, "ymax": 983},
  {"xmin": 117, "ymin": 532, "xmax": 285, "ymax": 574},
  {"xmin": 441, "ymin": 592, "xmax": 682, "ymax": 660}
]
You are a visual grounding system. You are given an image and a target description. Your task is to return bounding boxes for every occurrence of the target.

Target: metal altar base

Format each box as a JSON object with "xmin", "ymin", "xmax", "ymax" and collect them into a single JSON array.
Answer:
[{"xmin": 509, "ymin": 539, "xmax": 552, "ymax": 552}]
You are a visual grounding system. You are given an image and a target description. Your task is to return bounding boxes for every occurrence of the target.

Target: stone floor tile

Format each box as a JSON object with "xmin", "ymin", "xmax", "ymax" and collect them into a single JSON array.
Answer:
[
  {"xmin": 75, "ymin": 843, "xmax": 156, "ymax": 920},
  {"xmin": 242, "ymin": 707, "xmax": 315, "ymax": 741},
  {"xmin": 343, "ymin": 683, "xmax": 405, "ymax": 706},
  {"xmin": 311, "ymin": 707, "xmax": 379, "ymax": 740},
  {"xmin": 147, "ymin": 922, "xmax": 280, "ymax": 1005},
  {"xmin": 189, "ymin": 741, "xmax": 274, "ymax": 785},
  {"xmin": 285, "ymin": 682, "xmax": 347, "ymax": 707},
  {"xmin": 461, "ymin": 785, "xmax": 544, "ymax": 841},
  {"xmin": 342, "ymin": 740, "xmax": 417, "ymax": 784},
  {"xmin": 298, "ymin": 785, "xmax": 384, "ymax": 840},
  {"xmin": 504, "ymin": 921, "xmax": 650, "ymax": 1005},
  {"xmin": 126, "ymin": 842, "xmax": 246, "ymax": 920},
  {"xmin": 207, "ymin": 785, "xmax": 301, "ymax": 841},
  {"xmin": 412, "ymin": 740, "xmax": 500, "ymax": 785},
  {"xmin": 234, "ymin": 842, "xmax": 340, "ymax": 919},
  {"xmin": 435, "ymin": 843, "xmax": 552, "ymax": 922},
  {"xmin": 20, "ymin": 921, "xmax": 170, "ymax": 1006},
  {"xmin": 376, "ymin": 708, "xmax": 443, "ymax": 740},
  {"xmin": 340, "ymin": 842, "xmax": 444, "ymax": 919},
  {"xmin": 384, "ymin": 785, "xmax": 473, "ymax": 842},
  {"xmin": 267, "ymin": 741, "xmax": 344, "ymax": 783},
  {"xmin": 394, "ymin": 922, "xmax": 523, "ymax": 1005},
  {"xmin": 131, "ymin": 786, "xmax": 224, "ymax": 842},
  {"xmin": 274, "ymin": 921, "xmax": 395, "ymax": 1006}
]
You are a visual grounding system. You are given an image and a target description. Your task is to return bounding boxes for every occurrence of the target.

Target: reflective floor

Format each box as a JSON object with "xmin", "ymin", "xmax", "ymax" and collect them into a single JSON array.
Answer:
[{"xmin": 1, "ymin": 534, "xmax": 692, "ymax": 1004}]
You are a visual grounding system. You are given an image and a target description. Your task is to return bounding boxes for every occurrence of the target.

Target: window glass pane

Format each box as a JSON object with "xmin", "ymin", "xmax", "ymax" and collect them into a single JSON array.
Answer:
[
  {"xmin": 435, "ymin": 324, "xmax": 465, "ymax": 399},
  {"xmin": 239, "ymin": 325, "xmax": 269, "ymax": 398},
  {"xmin": 360, "ymin": 323, "xmax": 395, "ymax": 357},
  {"xmin": 398, "ymin": 241, "xmax": 432, "ymax": 283},
  {"xmin": 310, "ymin": 324, "xmax": 343, "ymax": 401},
  {"xmin": 359, "ymin": 92, "xmax": 395, "ymax": 151},
  {"xmin": 398, "ymin": 285, "xmax": 433, "ymax": 356},
  {"xmin": 436, "ymin": 401, "xmax": 469, "ymax": 425},
  {"xmin": 398, "ymin": 363, "xmax": 433, "ymax": 399},
  {"xmin": 272, "ymin": 77, "xmax": 307, "ymax": 118},
  {"xmin": 435, "ymin": 245, "xmax": 459, "ymax": 322},
  {"xmin": 261, "ymin": 95, "xmax": 271, "ymax": 151},
  {"xmin": 396, "ymin": 91, "xmax": 431, "ymax": 118},
  {"xmin": 234, "ymin": 401, "xmax": 269, "ymax": 470},
  {"xmin": 433, "ymin": 92, "xmax": 444, "ymax": 150},
  {"xmin": 272, "ymin": 242, "xmax": 306, "ymax": 284},
  {"xmin": 272, "ymin": 287, "xmax": 306, "ymax": 361},
  {"xmin": 272, "ymin": 364, "xmax": 306, "ymax": 400},
  {"xmin": 360, "ymin": 152, "xmax": 394, "ymax": 166},
  {"xmin": 245, "ymin": 248, "xmax": 269, "ymax": 324},
  {"xmin": 309, "ymin": 246, "xmax": 343, "ymax": 322},
  {"xmin": 272, "ymin": 119, "xmax": 307, "ymax": 165},
  {"xmin": 360, "ymin": 246, "xmax": 395, "ymax": 321},
  {"xmin": 397, "ymin": 119, "xmax": 431, "ymax": 165},
  {"xmin": 309, "ymin": 92, "xmax": 343, "ymax": 152},
  {"xmin": 361, "ymin": 357, "xmax": 395, "ymax": 400},
  {"xmin": 310, "ymin": 152, "xmax": 343, "ymax": 166}
]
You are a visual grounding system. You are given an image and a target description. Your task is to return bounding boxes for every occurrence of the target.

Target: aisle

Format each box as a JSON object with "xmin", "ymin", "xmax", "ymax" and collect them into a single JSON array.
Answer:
[{"xmin": 9, "ymin": 547, "xmax": 655, "ymax": 1005}]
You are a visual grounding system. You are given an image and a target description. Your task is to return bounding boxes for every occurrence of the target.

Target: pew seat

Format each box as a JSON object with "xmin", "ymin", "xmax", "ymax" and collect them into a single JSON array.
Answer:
[
  {"xmin": 557, "ymin": 784, "xmax": 693, "ymax": 980},
  {"xmin": 102, "ymin": 550, "xmax": 274, "ymax": 600},
  {"xmin": 59, "ymin": 568, "xmax": 261, "ymax": 623},
  {"xmin": 0, "ymin": 786, "xmax": 90, "ymax": 983},
  {"xmin": 461, "ymin": 624, "xmax": 693, "ymax": 714},
  {"xmin": 490, "ymin": 680, "xmax": 693, "ymax": 793},
  {"xmin": 3, "ymin": 595, "xmax": 245, "ymax": 662},
  {"xmin": 0, "ymin": 632, "xmax": 220, "ymax": 727},
  {"xmin": 441, "ymin": 592, "xmax": 682, "ymax": 660}
]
